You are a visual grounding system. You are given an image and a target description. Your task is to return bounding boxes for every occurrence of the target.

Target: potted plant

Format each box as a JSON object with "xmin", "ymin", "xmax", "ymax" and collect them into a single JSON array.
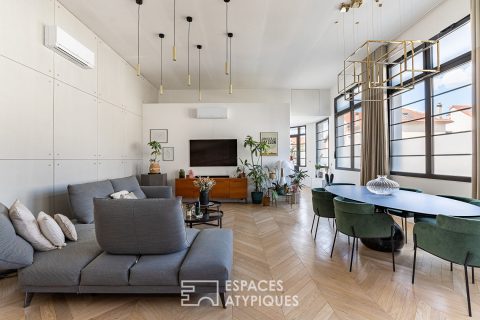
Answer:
[
  {"xmin": 315, "ymin": 164, "xmax": 322, "ymax": 178},
  {"xmin": 179, "ymin": 169, "xmax": 186, "ymax": 179},
  {"xmin": 289, "ymin": 169, "xmax": 309, "ymax": 193},
  {"xmin": 147, "ymin": 141, "xmax": 162, "ymax": 174},
  {"xmin": 193, "ymin": 177, "xmax": 216, "ymax": 206},
  {"xmin": 241, "ymin": 135, "xmax": 270, "ymax": 204}
]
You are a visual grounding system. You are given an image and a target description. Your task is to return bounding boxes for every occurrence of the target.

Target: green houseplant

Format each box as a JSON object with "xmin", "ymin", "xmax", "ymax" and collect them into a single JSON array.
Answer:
[
  {"xmin": 241, "ymin": 135, "xmax": 270, "ymax": 204},
  {"xmin": 147, "ymin": 141, "xmax": 162, "ymax": 174},
  {"xmin": 289, "ymin": 168, "xmax": 309, "ymax": 193}
]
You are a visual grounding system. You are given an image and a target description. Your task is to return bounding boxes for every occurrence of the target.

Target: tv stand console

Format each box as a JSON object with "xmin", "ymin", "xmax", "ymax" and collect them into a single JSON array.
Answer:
[{"xmin": 175, "ymin": 178, "xmax": 248, "ymax": 203}]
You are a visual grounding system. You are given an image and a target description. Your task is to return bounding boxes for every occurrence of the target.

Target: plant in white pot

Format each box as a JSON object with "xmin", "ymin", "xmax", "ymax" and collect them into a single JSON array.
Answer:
[{"xmin": 148, "ymin": 141, "xmax": 162, "ymax": 174}]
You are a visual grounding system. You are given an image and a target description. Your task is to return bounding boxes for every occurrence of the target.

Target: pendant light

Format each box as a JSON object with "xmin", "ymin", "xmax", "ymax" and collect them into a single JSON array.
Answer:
[
  {"xmin": 197, "ymin": 45, "xmax": 202, "ymax": 101},
  {"xmin": 172, "ymin": 0, "xmax": 177, "ymax": 61},
  {"xmin": 228, "ymin": 32, "xmax": 233, "ymax": 94},
  {"xmin": 135, "ymin": 0, "xmax": 143, "ymax": 76},
  {"xmin": 186, "ymin": 16, "xmax": 193, "ymax": 86},
  {"xmin": 224, "ymin": 0, "xmax": 230, "ymax": 75},
  {"xmin": 158, "ymin": 33, "xmax": 165, "ymax": 95}
]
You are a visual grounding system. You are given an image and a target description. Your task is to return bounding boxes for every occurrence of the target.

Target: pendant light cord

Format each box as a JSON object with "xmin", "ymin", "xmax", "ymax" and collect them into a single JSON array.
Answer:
[
  {"xmin": 137, "ymin": 4, "xmax": 140, "ymax": 68},
  {"xmin": 173, "ymin": 0, "xmax": 176, "ymax": 47},
  {"xmin": 198, "ymin": 47, "xmax": 201, "ymax": 98},
  {"xmin": 226, "ymin": 2, "xmax": 229, "ymax": 73},
  {"xmin": 160, "ymin": 37, "xmax": 163, "ymax": 86},
  {"xmin": 188, "ymin": 21, "xmax": 191, "ymax": 76},
  {"xmin": 229, "ymin": 36, "xmax": 232, "ymax": 85}
]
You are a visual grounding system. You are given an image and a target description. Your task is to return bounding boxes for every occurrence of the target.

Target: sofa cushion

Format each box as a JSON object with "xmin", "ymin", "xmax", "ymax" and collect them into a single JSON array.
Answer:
[
  {"xmin": 180, "ymin": 229, "xmax": 233, "ymax": 286},
  {"xmin": 54, "ymin": 214, "xmax": 78, "ymax": 241},
  {"xmin": 68, "ymin": 180, "xmax": 114, "ymax": 224},
  {"xmin": 0, "ymin": 202, "xmax": 33, "ymax": 271},
  {"xmin": 18, "ymin": 224, "xmax": 102, "ymax": 287},
  {"xmin": 80, "ymin": 253, "xmax": 138, "ymax": 286},
  {"xmin": 129, "ymin": 250, "xmax": 189, "ymax": 286},
  {"xmin": 37, "ymin": 211, "xmax": 66, "ymax": 248},
  {"xmin": 94, "ymin": 198, "xmax": 188, "ymax": 255},
  {"xmin": 110, "ymin": 176, "xmax": 146, "ymax": 199},
  {"xmin": 9, "ymin": 200, "xmax": 55, "ymax": 251}
]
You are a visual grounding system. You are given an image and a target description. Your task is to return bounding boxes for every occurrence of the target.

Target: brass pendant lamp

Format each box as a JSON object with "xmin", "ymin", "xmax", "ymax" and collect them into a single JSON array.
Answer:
[
  {"xmin": 197, "ymin": 45, "xmax": 203, "ymax": 101},
  {"xmin": 228, "ymin": 32, "xmax": 233, "ymax": 94},
  {"xmin": 158, "ymin": 33, "xmax": 165, "ymax": 95},
  {"xmin": 186, "ymin": 16, "xmax": 193, "ymax": 86},
  {"xmin": 172, "ymin": 0, "xmax": 177, "ymax": 61}
]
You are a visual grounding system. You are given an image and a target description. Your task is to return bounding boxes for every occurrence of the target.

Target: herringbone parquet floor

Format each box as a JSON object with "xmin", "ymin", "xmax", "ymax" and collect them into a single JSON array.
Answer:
[{"xmin": 0, "ymin": 189, "xmax": 478, "ymax": 319}]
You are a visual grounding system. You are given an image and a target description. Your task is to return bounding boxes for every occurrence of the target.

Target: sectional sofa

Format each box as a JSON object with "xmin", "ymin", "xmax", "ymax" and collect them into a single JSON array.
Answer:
[{"xmin": 0, "ymin": 176, "xmax": 233, "ymax": 308}]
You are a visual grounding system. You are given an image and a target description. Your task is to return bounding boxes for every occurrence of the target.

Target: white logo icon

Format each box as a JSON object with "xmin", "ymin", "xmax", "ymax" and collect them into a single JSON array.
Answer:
[{"xmin": 181, "ymin": 280, "xmax": 220, "ymax": 307}]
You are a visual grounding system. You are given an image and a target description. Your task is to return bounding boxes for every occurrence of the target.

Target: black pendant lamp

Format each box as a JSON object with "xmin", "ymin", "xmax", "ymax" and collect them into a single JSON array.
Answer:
[
  {"xmin": 186, "ymin": 16, "xmax": 193, "ymax": 86},
  {"xmin": 224, "ymin": 0, "xmax": 230, "ymax": 75},
  {"xmin": 197, "ymin": 45, "xmax": 202, "ymax": 101},
  {"xmin": 158, "ymin": 33, "xmax": 165, "ymax": 95},
  {"xmin": 136, "ymin": 0, "xmax": 143, "ymax": 76},
  {"xmin": 228, "ymin": 32, "xmax": 233, "ymax": 94},
  {"xmin": 173, "ymin": 0, "xmax": 177, "ymax": 61}
]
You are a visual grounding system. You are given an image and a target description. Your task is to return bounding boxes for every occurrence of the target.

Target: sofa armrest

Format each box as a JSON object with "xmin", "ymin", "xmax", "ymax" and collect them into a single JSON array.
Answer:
[{"xmin": 140, "ymin": 186, "xmax": 172, "ymax": 199}]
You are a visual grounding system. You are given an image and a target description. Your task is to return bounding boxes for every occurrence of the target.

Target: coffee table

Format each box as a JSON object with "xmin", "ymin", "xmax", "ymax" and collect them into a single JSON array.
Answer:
[{"xmin": 183, "ymin": 201, "xmax": 223, "ymax": 228}]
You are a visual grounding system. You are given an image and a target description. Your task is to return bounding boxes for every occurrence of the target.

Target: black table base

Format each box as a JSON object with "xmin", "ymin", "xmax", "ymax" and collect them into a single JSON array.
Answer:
[{"xmin": 361, "ymin": 223, "xmax": 405, "ymax": 252}]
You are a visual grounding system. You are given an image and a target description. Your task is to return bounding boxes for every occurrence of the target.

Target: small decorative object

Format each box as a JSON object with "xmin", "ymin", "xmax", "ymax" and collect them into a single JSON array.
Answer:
[
  {"xmin": 194, "ymin": 202, "xmax": 202, "ymax": 218},
  {"xmin": 150, "ymin": 129, "xmax": 168, "ymax": 143},
  {"xmin": 179, "ymin": 169, "xmax": 186, "ymax": 179},
  {"xmin": 366, "ymin": 175, "xmax": 400, "ymax": 195},
  {"xmin": 188, "ymin": 169, "xmax": 195, "ymax": 179},
  {"xmin": 193, "ymin": 177, "xmax": 216, "ymax": 205},
  {"xmin": 260, "ymin": 132, "xmax": 278, "ymax": 156},
  {"xmin": 147, "ymin": 141, "xmax": 162, "ymax": 174},
  {"xmin": 162, "ymin": 147, "xmax": 174, "ymax": 161},
  {"xmin": 262, "ymin": 194, "xmax": 270, "ymax": 206}
]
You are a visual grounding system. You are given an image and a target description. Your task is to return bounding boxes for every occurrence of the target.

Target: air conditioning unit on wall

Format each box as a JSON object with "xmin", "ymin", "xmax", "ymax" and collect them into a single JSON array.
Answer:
[
  {"xmin": 44, "ymin": 25, "xmax": 95, "ymax": 69},
  {"xmin": 196, "ymin": 106, "xmax": 229, "ymax": 119}
]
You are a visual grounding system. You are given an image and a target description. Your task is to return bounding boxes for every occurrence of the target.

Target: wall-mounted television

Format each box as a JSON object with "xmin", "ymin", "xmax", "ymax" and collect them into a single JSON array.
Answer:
[{"xmin": 190, "ymin": 139, "xmax": 237, "ymax": 167}]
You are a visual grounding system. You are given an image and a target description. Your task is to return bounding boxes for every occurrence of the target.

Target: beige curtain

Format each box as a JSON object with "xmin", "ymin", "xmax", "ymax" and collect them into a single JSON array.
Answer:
[
  {"xmin": 360, "ymin": 46, "xmax": 389, "ymax": 186},
  {"xmin": 472, "ymin": 0, "xmax": 480, "ymax": 198}
]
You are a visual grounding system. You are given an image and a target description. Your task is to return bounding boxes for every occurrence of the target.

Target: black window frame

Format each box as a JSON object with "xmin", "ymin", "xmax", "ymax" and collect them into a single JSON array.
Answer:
[
  {"xmin": 290, "ymin": 125, "xmax": 307, "ymax": 168},
  {"xmin": 316, "ymin": 118, "xmax": 329, "ymax": 167},
  {"xmin": 334, "ymin": 93, "xmax": 362, "ymax": 171},
  {"xmin": 387, "ymin": 15, "xmax": 472, "ymax": 183}
]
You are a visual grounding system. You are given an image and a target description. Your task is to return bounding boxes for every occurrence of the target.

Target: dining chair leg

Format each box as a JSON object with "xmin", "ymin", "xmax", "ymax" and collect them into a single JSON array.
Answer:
[
  {"xmin": 451, "ymin": 262, "xmax": 453, "ymax": 271},
  {"xmin": 310, "ymin": 215, "xmax": 316, "ymax": 233},
  {"xmin": 330, "ymin": 229, "xmax": 338, "ymax": 258},
  {"xmin": 349, "ymin": 228, "xmax": 356, "ymax": 272},
  {"xmin": 348, "ymin": 236, "xmax": 350, "ymax": 245},
  {"xmin": 464, "ymin": 252, "xmax": 472, "ymax": 317},
  {"xmin": 412, "ymin": 234, "xmax": 417, "ymax": 284},
  {"xmin": 401, "ymin": 217, "xmax": 404, "ymax": 230},
  {"xmin": 391, "ymin": 225, "xmax": 396, "ymax": 272},
  {"xmin": 472, "ymin": 267, "xmax": 475, "ymax": 284},
  {"xmin": 404, "ymin": 217, "xmax": 408, "ymax": 244},
  {"xmin": 314, "ymin": 217, "xmax": 320, "ymax": 241}
]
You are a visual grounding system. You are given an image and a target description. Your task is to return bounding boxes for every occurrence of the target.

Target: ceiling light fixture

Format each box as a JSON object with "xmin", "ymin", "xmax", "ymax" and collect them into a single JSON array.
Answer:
[
  {"xmin": 186, "ymin": 16, "xmax": 193, "ymax": 86},
  {"xmin": 228, "ymin": 32, "xmax": 233, "ymax": 94},
  {"xmin": 158, "ymin": 33, "xmax": 165, "ymax": 95},
  {"xmin": 172, "ymin": 0, "xmax": 177, "ymax": 61},
  {"xmin": 224, "ymin": 0, "xmax": 230, "ymax": 75},
  {"xmin": 197, "ymin": 45, "xmax": 203, "ymax": 101},
  {"xmin": 340, "ymin": 3, "xmax": 350, "ymax": 13},
  {"xmin": 351, "ymin": 0, "xmax": 363, "ymax": 8},
  {"xmin": 135, "ymin": 0, "xmax": 143, "ymax": 76}
]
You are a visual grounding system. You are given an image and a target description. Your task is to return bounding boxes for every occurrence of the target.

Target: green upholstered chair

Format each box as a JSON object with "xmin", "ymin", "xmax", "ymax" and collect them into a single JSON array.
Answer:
[
  {"xmin": 332, "ymin": 197, "xmax": 396, "ymax": 272},
  {"xmin": 415, "ymin": 195, "xmax": 480, "ymax": 224},
  {"xmin": 387, "ymin": 187, "xmax": 422, "ymax": 243},
  {"xmin": 311, "ymin": 188, "xmax": 336, "ymax": 241},
  {"xmin": 413, "ymin": 215, "xmax": 480, "ymax": 317}
]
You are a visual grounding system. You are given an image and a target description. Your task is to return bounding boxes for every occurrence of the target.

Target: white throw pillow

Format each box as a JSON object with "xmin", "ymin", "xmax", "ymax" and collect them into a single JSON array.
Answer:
[
  {"xmin": 9, "ymin": 200, "xmax": 55, "ymax": 251},
  {"xmin": 37, "ymin": 212, "xmax": 66, "ymax": 248},
  {"xmin": 54, "ymin": 214, "xmax": 78, "ymax": 241},
  {"xmin": 110, "ymin": 190, "xmax": 129, "ymax": 199},
  {"xmin": 121, "ymin": 192, "xmax": 138, "ymax": 199}
]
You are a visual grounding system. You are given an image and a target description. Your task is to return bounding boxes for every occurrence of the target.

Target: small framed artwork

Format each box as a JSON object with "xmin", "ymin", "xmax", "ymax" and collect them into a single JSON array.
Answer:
[
  {"xmin": 150, "ymin": 129, "xmax": 168, "ymax": 143},
  {"xmin": 162, "ymin": 147, "xmax": 174, "ymax": 161},
  {"xmin": 260, "ymin": 132, "xmax": 278, "ymax": 156}
]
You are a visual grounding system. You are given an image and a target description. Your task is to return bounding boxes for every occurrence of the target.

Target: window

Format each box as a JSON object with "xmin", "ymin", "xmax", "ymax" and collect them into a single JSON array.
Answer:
[
  {"xmin": 388, "ymin": 16, "xmax": 472, "ymax": 181},
  {"xmin": 316, "ymin": 119, "xmax": 329, "ymax": 167},
  {"xmin": 290, "ymin": 126, "xmax": 306, "ymax": 167},
  {"xmin": 334, "ymin": 92, "xmax": 362, "ymax": 170}
]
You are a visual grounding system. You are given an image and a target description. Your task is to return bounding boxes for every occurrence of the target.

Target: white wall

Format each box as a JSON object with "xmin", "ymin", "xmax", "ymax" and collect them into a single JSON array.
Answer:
[
  {"xmin": 0, "ymin": 0, "xmax": 158, "ymax": 215},
  {"xmin": 158, "ymin": 89, "xmax": 291, "ymax": 104},
  {"xmin": 328, "ymin": 0, "xmax": 472, "ymax": 196},
  {"xmin": 143, "ymin": 103, "xmax": 290, "ymax": 189}
]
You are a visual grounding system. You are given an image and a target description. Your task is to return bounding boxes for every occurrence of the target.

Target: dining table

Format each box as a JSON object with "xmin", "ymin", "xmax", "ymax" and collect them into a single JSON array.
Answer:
[{"xmin": 325, "ymin": 185, "xmax": 480, "ymax": 251}]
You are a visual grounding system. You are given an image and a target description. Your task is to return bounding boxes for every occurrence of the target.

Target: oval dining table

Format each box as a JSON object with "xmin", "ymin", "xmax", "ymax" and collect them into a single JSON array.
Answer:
[{"xmin": 325, "ymin": 185, "xmax": 480, "ymax": 251}]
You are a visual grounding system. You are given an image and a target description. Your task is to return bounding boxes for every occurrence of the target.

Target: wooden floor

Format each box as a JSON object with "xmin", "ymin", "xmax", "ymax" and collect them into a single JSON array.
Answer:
[{"xmin": 1, "ymin": 189, "xmax": 479, "ymax": 319}]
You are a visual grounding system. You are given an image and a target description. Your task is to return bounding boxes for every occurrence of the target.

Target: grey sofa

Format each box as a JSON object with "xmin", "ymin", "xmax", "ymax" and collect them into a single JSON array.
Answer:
[{"xmin": 0, "ymin": 176, "xmax": 233, "ymax": 308}]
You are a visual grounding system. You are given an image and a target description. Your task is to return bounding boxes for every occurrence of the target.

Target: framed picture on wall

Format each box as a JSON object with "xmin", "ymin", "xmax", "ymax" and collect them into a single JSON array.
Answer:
[
  {"xmin": 162, "ymin": 147, "xmax": 174, "ymax": 161},
  {"xmin": 260, "ymin": 132, "xmax": 278, "ymax": 156},
  {"xmin": 150, "ymin": 129, "xmax": 168, "ymax": 143}
]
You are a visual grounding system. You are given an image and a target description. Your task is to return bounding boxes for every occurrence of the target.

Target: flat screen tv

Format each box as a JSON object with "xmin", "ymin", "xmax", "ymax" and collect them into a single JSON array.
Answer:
[{"xmin": 190, "ymin": 139, "xmax": 237, "ymax": 167}]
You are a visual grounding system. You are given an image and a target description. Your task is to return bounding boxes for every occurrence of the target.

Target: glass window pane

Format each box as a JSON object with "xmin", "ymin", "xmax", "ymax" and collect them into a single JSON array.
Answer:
[
  {"xmin": 432, "ymin": 86, "xmax": 472, "ymax": 116},
  {"xmin": 390, "ymin": 121, "xmax": 426, "ymax": 140},
  {"xmin": 336, "ymin": 124, "xmax": 350, "ymax": 137},
  {"xmin": 336, "ymin": 157, "xmax": 351, "ymax": 168},
  {"xmin": 318, "ymin": 157, "xmax": 328, "ymax": 166},
  {"xmin": 433, "ymin": 131, "xmax": 472, "ymax": 155},
  {"xmin": 433, "ymin": 62, "xmax": 471, "ymax": 96},
  {"xmin": 299, "ymin": 126, "xmax": 306, "ymax": 134},
  {"xmin": 354, "ymin": 145, "xmax": 361, "ymax": 157},
  {"xmin": 336, "ymin": 95, "xmax": 350, "ymax": 112},
  {"xmin": 336, "ymin": 113, "xmax": 351, "ymax": 127},
  {"xmin": 354, "ymin": 157, "xmax": 361, "ymax": 169},
  {"xmin": 354, "ymin": 108, "xmax": 362, "ymax": 121},
  {"xmin": 353, "ymin": 122, "xmax": 362, "ymax": 133},
  {"xmin": 432, "ymin": 110, "xmax": 472, "ymax": 135},
  {"xmin": 433, "ymin": 155, "xmax": 472, "ymax": 177},
  {"xmin": 391, "ymin": 156, "xmax": 426, "ymax": 173},
  {"xmin": 318, "ymin": 140, "xmax": 328, "ymax": 150},
  {"xmin": 290, "ymin": 127, "xmax": 298, "ymax": 135},
  {"xmin": 433, "ymin": 22, "xmax": 471, "ymax": 66},
  {"xmin": 336, "ymin": 146, "xmax": 350, "ymax": 157},
  {"xmin": 300, "ymin": 159, "xmax": 306, "ymax": 167},
  {"xmin": 353, "ymin": 132, "xmax": 362, "ymax": 145},
  {"xmin": 390, "ymin": 101, "xmax": 425, "ymax": 125},
  {"xmin": 391, "ymin": 82, "xmax": 425, "ymax": 108},
  {"xmin": 336, "ymin": 136, "xmax": 351, "ymax": 147},
  {"xmin": 391, "ymin": 53, "xmax": 424, "ymax": 86},
  {"xmin": 391, "ymin": 137, "xmax": 426, "ymax": 156}
]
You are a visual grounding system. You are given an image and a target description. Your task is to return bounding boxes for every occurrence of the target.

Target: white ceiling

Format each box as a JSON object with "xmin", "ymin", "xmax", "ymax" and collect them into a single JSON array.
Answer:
[{"xmin": 59, "ymin": 0, "xmax": 445, "ymax": 90}]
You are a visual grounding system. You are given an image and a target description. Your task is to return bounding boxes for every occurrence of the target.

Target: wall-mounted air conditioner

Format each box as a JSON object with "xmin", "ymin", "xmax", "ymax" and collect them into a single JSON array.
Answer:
[
  {"xmin": 196, "ymin": 106, "xmax": 229, "ymax": 119},
  {"xmin": 44, "ymin": 25, "xmax": 95, "ymax": 69}
]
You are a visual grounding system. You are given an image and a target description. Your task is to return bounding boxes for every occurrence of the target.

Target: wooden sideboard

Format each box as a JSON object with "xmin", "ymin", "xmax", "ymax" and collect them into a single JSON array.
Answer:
[{"xmin": 175, "ymin": 178, "xmax": 248, "ymax": 202}]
